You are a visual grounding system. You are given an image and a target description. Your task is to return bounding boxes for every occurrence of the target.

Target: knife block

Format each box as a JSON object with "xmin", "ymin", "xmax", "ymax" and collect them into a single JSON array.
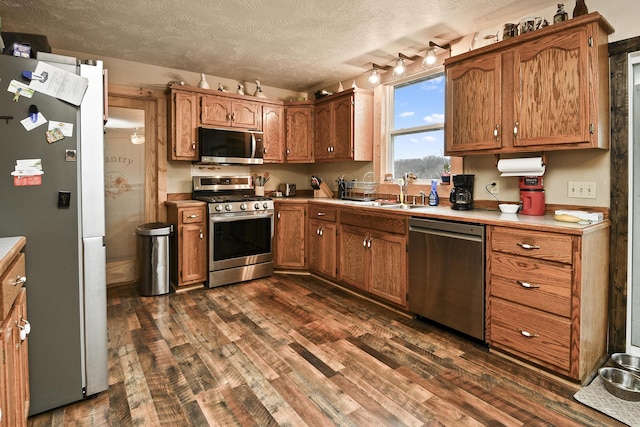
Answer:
[{"xmin": 314, "ymin": 182, "xmax": 334, "ymax": 198}]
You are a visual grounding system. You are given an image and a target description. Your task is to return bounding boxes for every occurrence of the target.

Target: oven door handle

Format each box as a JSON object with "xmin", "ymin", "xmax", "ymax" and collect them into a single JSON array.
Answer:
[{"xmin": 211, "ymin": 213, "xmax": 273, "ymax": 223}]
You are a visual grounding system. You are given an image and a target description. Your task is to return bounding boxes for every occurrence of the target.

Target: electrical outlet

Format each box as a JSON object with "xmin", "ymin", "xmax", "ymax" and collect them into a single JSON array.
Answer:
[
  {"xmin": 568, "ymin": 181, "xmax": 596, "ymax": 199},
  {"xmin": 488, "ymin": 180, "xmax": 499, "ymax": 194}
]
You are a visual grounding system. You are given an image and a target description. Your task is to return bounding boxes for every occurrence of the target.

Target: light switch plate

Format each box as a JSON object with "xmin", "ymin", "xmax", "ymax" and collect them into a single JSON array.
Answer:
[{"xmin": 568, "ymin": 181, "xmax": 596, "ymax": 199}]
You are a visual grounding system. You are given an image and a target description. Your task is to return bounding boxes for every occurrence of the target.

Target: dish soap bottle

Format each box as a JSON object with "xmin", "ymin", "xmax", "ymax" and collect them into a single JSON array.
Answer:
[{"xmin": 428, "ymin": 180, "xmax": 439, "ymax": 206}]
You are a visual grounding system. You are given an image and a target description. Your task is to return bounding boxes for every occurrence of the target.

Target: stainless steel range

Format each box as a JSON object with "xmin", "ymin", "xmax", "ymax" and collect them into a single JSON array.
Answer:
[{"xmin": 193, "ymin": 176, "xmax": 274, "ymax": 287}]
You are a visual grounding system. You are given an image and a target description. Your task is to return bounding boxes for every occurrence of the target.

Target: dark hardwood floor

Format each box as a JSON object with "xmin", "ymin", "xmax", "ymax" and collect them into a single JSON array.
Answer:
[{"xmin": 28, "ymin": 274, "xmax": 621, "ymax": 426}]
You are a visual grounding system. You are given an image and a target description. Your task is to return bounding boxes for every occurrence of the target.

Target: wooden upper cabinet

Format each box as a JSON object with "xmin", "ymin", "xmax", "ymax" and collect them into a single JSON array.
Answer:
[
  {"xmin": 285, "ymin": 103, "xmax": 314, "ymax": 162},
  {"xmin": 262, "ymin": 104, "xmax": 285, "ymax": 163},
  {"xmin": 200, "ymin": 94, "xmax": 261, "ymax": 129},
  {"xmin": 169, "ymin": 89, "xmax": 199, "ymax": 160},
  {"xmin": 444, "ymin": 12, "xmax": 613, "ymax": 156},
  {"xmin": 314, "ymin": 88, "xmax": 373, "ymax": 162},
  {"xmin": 445, "ymin": 53, "xmax": 502, "ymax": 153}
]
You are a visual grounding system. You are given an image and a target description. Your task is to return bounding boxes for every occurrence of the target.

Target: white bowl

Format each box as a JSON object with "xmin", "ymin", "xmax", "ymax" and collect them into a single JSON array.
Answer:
[{"xmin": 499, "ymin": 204, "xmax": 520, "ymax": 214}]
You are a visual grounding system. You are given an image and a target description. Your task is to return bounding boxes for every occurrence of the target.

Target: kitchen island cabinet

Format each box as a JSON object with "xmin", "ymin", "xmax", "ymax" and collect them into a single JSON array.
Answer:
[
  {"xmin": 338, "ymin": 207, "xmax": 408, "ymax": 307},
  {"xmin": 0, "ymin": 236, "xmax": 29, "ymax": 426},
  {"xmin": 273, "ymin": 202, "xmax": 307, "ymax": 270},
  {"xmin": 166, "ymin": 201, "xmax": 207, "ymax": 288},
  {"xmin": 314, "ymin": 88, "xmax": 373, "ymax": 162},
  {"xmin": 307, "ymin": 203, "xmax": 337, "ymax": 279},
  {"xmin": 486, "ymin": 224, "xmax": 609, "ymax": 383},
  {"xmin": 445, "ymin": 12, "xmax": 613, "ymax": 156}
]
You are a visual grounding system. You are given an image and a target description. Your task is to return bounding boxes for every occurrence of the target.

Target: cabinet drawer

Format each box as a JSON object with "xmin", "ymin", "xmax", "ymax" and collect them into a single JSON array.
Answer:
[
  {"xmin": 1, "ymin": 252, "xmax": 25, "ymax": 319},
  {"xmin": 490, "ymin": 298, "xmax": 570, "ymax": 371},
  {"xmin": 490, "ymin": 253, "xmax": 572, "ymax": 317},
  {"xmin": 309, "ymin": 205, "xmax": 337, "ymax": 222},
  {"xmin": 181, "ymin": 208, "xmax": 205, "ymax": 224},
  {"xmin": 491, "ymin": 227, "xmax": 573, "ymax": 264},
  {"xmin": 340, "ymin": 209, "xmax": 407, "ymax": 235}
]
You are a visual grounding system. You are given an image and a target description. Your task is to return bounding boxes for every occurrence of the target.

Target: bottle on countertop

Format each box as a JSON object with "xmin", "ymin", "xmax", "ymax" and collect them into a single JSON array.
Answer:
[{"xmin": 428, "ymin": 180, "xmax": 439, "ymax": 206}]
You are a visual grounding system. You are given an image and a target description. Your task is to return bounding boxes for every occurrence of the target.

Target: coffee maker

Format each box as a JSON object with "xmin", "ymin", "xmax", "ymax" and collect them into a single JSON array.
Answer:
[{"xmin": 450, "ymin": 174, "xmax": 475, "ymax": 210}]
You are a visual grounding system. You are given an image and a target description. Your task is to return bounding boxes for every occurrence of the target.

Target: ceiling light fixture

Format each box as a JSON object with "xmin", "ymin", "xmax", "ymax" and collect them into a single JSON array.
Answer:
[
  {"xmin": 422, "ymin": 41, "xmax": 451, "ymax": 68},
  {"xmin": 130, "ymin": 128, "xmax": 145, "ymax": 145},
  {"xmin": 367, "ymin": 63, "xmax": 381, "ymax": 87},
  {"xmin": 392, "ymin": 53, "xmax": 409, "ymax": 78}
]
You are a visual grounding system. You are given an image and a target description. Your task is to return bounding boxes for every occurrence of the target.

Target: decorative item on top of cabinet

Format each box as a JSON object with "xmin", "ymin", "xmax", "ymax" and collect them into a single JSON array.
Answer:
[
  {"xmin": 284, "ymin": 101, "xmax": 314, "ymax": 163},
  {"xmin": 444, "ymin": 12, "xmax": 613, "ymax": 156},
  {"xmin": 166, "ymin": 201, "xmax": 207, "ymax": 288},
  {"xmin": 573, "ymin": 0, "xmax": 588, "ymax": 18},
  {"xmin": 314, "ymin": 88, "xmax": 373, "ymax": 162},
  {"xmin": 273, "ymin": 202, "xmax": 307, "ymax": 269},
  {"xmin": 168, "ymin": 88, "xmax": 199, "ymax": 161},
  {"xmin": 486, "ymin": 223, "xmax": 610, "ymax": 383},
  {"xmin": 307, "ymin": 203, "xmax": 337, "ymax": 279}
]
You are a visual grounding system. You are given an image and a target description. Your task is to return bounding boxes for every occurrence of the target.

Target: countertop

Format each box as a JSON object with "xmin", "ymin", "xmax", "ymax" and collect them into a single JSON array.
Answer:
[
  {"xmin": 0, "ymin": 236, "xmax": 26, "ymax": 273},
  {"xmin": 272, "ymin": 197, "xmax": 609, "ymax": 235}
]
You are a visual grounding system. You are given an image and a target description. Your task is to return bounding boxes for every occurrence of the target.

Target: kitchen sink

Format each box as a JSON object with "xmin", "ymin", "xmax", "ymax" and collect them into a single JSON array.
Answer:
[
  {"xmin": 343, "ymin": 200, "xmax": 401, "ymax": 207},
  {"xmin": 384, "ymin": 204, "xmax": 430, "ymax": 210}
]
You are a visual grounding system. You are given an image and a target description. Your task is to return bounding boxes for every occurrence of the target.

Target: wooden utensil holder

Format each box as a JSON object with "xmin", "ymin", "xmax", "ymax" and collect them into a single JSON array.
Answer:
[{"xmin": 314, "ymin": 182, "xmax": 334, "ymax": 198}]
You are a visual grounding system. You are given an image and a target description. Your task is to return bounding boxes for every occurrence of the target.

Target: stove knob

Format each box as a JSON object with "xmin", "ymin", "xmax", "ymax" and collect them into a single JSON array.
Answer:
[
  {"xmin": 240, "ymin": 203, "xmax": 247, "ymax": 211},
  {"xmin": 225, "ymin": 204, "xmax": 232, "ymax": 211},
  {"xmin": 263, "ymin": 202, "xmax": 269, "ymax": 209},
  {"xmin": 254, "ymin": 202, "xmax": 260, "ymax": 210},
  {"xmin": 215, "ymin": 205, "xmax": 222, "ymax": 212}
]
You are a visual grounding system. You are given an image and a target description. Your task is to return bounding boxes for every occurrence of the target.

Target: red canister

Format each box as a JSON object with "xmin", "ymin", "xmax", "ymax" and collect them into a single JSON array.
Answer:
[{"xmin": 519, "ymin": 176, "xmax": 545, "ymax": 215}]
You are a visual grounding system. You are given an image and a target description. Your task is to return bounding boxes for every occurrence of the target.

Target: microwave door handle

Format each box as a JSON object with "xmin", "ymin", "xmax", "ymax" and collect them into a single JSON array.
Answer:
[{"xmin": 250, "ymin": 133, "xmax": 257, "ymax": 159}]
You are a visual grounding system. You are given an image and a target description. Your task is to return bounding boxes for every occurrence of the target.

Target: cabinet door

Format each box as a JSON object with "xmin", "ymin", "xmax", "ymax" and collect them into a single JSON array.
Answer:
[
  {"xmin": 172, "ymin": 91, "xmax": 199, "ymax": 160},
  {"xmin": 314, "ymin": 102, "xmax": 332, "ymax": 160},
  {"xmin": 331, "ymin": 95, "xmax": 353, "ymax": 160},
  {"xmin": 338, "ymin": 225, "xmax": 367, "ymax": 290},
  {"xmin": 13, "ymin": 289, "xmax": 28, "ymax": 424},
  {"xmin": 274, "ymin": 204, "xmax": 306, "ymax": 269},
  {"xmin": 200, "ymin": 95, "xmax": 232, "ymax": 127},
  {"xmin": 179, "ymin": 223, "xmax": 207, "ymax": 285},
  {"xmin": 232, "ymin": 100, "xmax": 261, "ymax": 129},
  {"xmin": 285, "ymin": 105, "xmax": 314, "ymax": 162},
  {"xmin": 369, "ymin": 232, "xmax": 407, "ymax": 307},
  {"xmin": 445, "ymin": 53, "xmax": 502, "ymax": 154},
  {"xmin": 513, "ymin": 26, "xmax": 590, "ymax": 147},
  {"xmin": 263, "ymin": 104, "xmax": 285, "ymax": 163},
  {"xmin": 308, "ymin": 219, "xmax": 337, "ymax": 279}
]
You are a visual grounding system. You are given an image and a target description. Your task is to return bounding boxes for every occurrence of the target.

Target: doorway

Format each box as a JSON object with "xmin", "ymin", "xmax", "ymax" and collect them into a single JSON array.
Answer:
[{"xmin": 104, "ymin": 88, "xmax": 166, "ymax": 286}]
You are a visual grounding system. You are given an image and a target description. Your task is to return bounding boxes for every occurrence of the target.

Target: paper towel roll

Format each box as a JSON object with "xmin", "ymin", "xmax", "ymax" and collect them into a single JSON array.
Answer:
[{"xmin": 497, "ymin": 157, "xmax": 545, "ymax": 177}]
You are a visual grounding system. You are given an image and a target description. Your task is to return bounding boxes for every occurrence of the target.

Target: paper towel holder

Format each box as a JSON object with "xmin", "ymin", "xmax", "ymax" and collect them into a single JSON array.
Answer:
[{"xmin": 494, "ymin": 153, "xmax": 546, "ymax": 167}]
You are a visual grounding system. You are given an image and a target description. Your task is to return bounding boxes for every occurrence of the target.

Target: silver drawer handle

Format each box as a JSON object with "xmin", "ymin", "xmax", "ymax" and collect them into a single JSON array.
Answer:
[
  {"xmin": 317, "ymin": 212, "xmax": 325, "ymax": 216},
  {"xmin": 519, "ymin": 330, "xmax": 539, "ymax": 338},
  {"xmin": 517, "ymin": 243, "xmax": 540, "ymax": 250},
  {"xmin": 187, "ymin": 214, "xmax": 199, "ymax": 219},
  {"xmin": 517, "ymin": 280, "xmax": 540, "ymax": 289},
  {"xmin": 10, "ymin": 275, "xmax": 26, "ymax": 286}
]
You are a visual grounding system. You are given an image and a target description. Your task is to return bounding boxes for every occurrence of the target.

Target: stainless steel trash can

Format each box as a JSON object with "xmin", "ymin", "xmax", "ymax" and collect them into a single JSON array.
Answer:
[{"xmin": 136, "ymin": 222, "xmax": 173, "ymax": 296}]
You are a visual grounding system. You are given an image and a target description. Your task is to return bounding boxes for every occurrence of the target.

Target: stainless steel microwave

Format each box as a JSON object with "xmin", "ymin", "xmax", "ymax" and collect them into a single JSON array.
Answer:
[{"xmin": 198, "ymin": 127, "xmax": 264, "ymax": 165}]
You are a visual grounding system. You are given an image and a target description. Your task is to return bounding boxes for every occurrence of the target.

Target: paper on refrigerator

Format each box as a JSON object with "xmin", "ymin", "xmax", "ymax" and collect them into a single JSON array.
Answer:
[{"xmin": 28, "ymin": 62, "xmax": 88, "ymax": 106}]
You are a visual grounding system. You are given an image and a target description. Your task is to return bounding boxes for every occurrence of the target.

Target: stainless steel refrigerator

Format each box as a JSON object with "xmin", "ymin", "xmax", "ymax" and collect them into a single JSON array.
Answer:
[{"xmin": 0, "ymin": 53, "xmax": 108, "ymax": 415}]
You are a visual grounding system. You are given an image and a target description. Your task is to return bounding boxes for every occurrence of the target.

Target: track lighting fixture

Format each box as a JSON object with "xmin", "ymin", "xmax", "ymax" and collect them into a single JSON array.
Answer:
[
  {"xmin": 422, "ymin": 41, "xmax": 451, "ymax": 68},
  {"xmin": 367, "ymin": 63, "xmax": 381, "ymax": 87},
  {"xmin": 392, "ymin": 53, "xmax": 409, "ymax": 77}
]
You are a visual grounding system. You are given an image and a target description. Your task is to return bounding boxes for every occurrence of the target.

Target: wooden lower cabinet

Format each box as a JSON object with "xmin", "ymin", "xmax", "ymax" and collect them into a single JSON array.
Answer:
[
  {"xmin": 307, "ymin": 204, "xmax": 337, "ymax": 279},
  {"xmin": 0, "ymin": 238, "xmax": 29, "ymax": 426},
  {"xmin": 274, "ymin": 202, "xmax": 307, "ymax": 269},
  {"xmin": 338, "ymin": 208, "xmax": 408, "ymax": 307},
  {"xmin": 486, "ymin": 224, "xmax": 610, "ymax": 383},
  {"xmin": 166, "ymin": 201, "xmax": 208, "ymax": 288}
]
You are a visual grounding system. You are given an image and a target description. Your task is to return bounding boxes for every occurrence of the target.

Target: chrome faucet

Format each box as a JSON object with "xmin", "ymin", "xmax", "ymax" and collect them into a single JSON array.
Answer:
[{"xmin": 419, "ymin": 191, "xmax": 426, "ymax": 206}]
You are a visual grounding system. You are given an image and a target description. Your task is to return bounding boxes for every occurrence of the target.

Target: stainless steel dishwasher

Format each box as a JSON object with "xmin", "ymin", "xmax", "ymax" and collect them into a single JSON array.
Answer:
[{"xmin": 408, "ymin": 217, "xmax": 485, "ymax": 340}]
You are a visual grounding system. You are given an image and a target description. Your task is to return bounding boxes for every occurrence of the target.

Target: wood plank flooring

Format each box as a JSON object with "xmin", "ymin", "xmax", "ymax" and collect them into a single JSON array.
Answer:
[{"xmin": 28, "ymin": 274, "xmax": 622, "ymax": 426}]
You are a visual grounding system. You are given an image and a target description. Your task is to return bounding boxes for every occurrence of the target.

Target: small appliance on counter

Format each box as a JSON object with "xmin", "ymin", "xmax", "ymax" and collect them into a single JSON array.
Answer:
[
  {"xmin": 277, "ymin": 183, "xmax": 296, "ymax": 197},
  {"xmin": 450, "ymin": 174, "xmax": 475, "ymax": 210},
  {"xmin": 519, "ymin": 176, "xmax": 545, "ymax": 215}
]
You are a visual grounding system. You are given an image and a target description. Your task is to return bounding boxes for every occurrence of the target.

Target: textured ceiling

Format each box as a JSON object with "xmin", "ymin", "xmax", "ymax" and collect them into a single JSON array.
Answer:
[{"xmin": 1, "ymin": 0, "xmax": 557, "ymax": 91}]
